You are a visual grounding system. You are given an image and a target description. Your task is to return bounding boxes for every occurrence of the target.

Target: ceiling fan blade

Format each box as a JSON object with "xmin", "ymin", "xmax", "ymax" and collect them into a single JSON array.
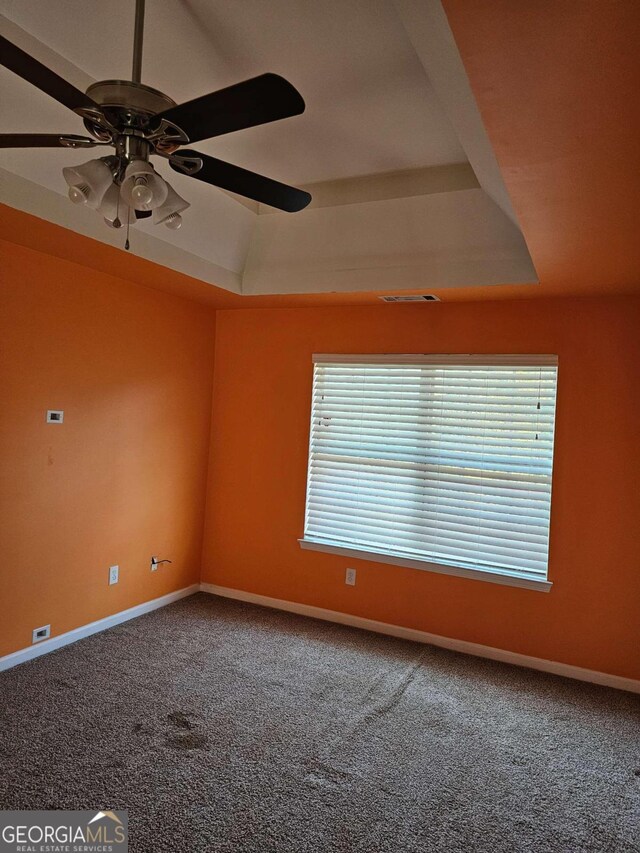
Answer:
[
  {"xmin": 169, "ymin": 149, "xmax": 311, "ymax": 213},
  {"xmin": 156, "ymin": 73, "xmax": 305, "ymax": 144},
  {"xmin": 0, "ymin": 133, "xmax": 98, "ymax": 148},
  {"xmin": 0, "ymin": 35, "xmax": 97, "ymax": 113}
]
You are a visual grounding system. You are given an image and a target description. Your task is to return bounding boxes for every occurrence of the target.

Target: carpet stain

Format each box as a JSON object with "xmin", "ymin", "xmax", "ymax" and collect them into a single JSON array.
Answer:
[
  {"xmin": 167, "ymin": 710, "xmax": 196, "ymax": 730},
  {"xmin": 166, "ymin": 732, "xmax": 208, "ymax": 750},
  {"xmin": 165, "ymin": 710, "xmax": 207, "ymax": 749},
  {"xmin": 304, "ymin": 761, "xmax": 352, "ymax": 789}
]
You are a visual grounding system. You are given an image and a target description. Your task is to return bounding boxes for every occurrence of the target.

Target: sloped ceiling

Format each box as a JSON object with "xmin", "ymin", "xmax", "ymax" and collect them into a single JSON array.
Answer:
[
  {"xmin": 442, "ymin": 0, "xmax": 640, "ymax": 298},
  {"xmin": 0, "ymin": 0, "xmax": 539, "ymax": 298}
]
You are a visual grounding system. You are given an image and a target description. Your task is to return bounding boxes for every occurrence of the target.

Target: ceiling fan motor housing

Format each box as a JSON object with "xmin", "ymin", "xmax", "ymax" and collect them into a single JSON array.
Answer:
[
  {"xmin": 80, "ymin": 80, "xmax": 185, "ymax": 153},
  {"xmin": 85, "ymin": 80, "xmax": 176, "ymax": 115}
]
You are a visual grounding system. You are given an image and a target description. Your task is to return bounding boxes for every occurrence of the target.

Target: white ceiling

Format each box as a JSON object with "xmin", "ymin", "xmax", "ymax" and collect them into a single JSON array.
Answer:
[{"xmin": 0, "ymin": 0, "xmax": 537, "ymax": 296}]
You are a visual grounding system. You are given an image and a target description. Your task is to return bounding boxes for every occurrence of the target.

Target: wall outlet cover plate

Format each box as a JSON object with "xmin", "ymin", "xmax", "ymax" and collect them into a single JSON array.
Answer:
[{"xmin": 32, "ymin": 624, "xmax": 51, "ymax": 644}]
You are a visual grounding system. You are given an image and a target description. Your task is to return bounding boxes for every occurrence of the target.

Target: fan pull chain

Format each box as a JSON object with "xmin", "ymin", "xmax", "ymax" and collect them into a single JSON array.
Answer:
[
  {"xmin": 113, "ymin": 185, "xmax": 121, "ymax": 230},
  {"xmin": 113, "ymin": 155, "xmax": 123, "ymax": 229},
  {"xmin": 125, "ymin": 210, "xmax": 131, "ymax": 251}
]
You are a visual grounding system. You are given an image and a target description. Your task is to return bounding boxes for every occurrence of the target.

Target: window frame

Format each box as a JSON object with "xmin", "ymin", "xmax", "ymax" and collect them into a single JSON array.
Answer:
[{"xmin": 299, "ymin": 353, "xmax": 558, "ymax": 592}]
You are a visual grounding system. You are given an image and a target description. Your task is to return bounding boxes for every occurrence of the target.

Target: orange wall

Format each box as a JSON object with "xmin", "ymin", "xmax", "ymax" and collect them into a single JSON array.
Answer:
[
  {"xmin": 0, "ymin": 240, "xmax": 216, "ymax": 657},
  {"xmin": 2, "ymin": 247, "xmax": 638, "ymax": 681},
  {"xmin": 201, "ymin": 297, "xmax": 640, "ymax": 680}
]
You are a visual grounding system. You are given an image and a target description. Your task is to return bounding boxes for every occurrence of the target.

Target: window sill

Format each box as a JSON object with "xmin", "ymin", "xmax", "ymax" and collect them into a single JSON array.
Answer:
[{"xmin": 298, "ymin": 538, "xmax": 552, "ymax": 592}]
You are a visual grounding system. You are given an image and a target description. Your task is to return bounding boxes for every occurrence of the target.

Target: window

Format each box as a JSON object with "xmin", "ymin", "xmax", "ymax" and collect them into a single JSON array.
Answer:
[{"xmin": 300, "ymin": 354, "xmax": 558, "ymax": 591}]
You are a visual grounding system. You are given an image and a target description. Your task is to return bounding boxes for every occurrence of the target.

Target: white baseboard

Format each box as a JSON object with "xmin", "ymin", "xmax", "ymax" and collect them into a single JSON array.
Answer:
[
  {"xmin": 0, "ymin": 584, "xmax": 200, "ymax": 673},
  {"xmin": 4, "ymin": 581, "xmax": 637, "ymax": 695},
  {"xmin": 201, "ymin": 583, "xmax": 640, "ymax": 695}
]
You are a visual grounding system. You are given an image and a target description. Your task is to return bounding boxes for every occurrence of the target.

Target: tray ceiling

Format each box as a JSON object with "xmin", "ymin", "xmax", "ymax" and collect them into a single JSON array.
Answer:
[{"xmin": 0, "ymin": 0, "xmax": 537, "ymax": 297}]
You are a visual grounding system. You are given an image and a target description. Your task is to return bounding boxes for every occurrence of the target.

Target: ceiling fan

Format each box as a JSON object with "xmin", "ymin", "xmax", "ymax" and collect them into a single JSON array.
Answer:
[{"xmin": 0, "ymin": 0, "xmax": 312, "ymax": 243}]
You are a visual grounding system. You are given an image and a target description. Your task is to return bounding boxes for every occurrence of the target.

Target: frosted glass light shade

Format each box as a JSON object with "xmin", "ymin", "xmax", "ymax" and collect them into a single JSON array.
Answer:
[
  {"xmin": 62, "ymin": 158, "xmax": 113, "ymax": 209},
  {"xmin": 120, "ymin": 160, "xmax": 168, "ymax": 211},
  {"xmin": 98, "ymin": 183, "xmax": 136, "ymax": 227},
  {"xmin": 152, "ymin": 183, "xmax": 190, "ymax": 226}
]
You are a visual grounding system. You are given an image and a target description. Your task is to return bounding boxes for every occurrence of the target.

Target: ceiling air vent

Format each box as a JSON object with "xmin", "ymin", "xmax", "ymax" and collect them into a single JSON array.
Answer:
[{"xmin": 379, "ymin": 295, "xmax": 441, "ymax": 303}]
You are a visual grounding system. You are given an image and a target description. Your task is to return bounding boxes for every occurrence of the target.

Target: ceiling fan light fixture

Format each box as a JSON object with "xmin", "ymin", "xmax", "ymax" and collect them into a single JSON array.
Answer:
[
  {"xmin": 62, "ymin": 158, "xmax": 113, "ymax": 209},
  {"xmin": 152, "ymin": 183, "xmax": 190, "ymax": 227},
  {"xmin": 2, "ymin": 0, "xmax": 311, "ymax": 249},
  {"xmin": 164, "ymin": 212, "xmax": 182, "ymax": 230},
  {"xmin": 68, "ymin": 183, "xmax": 91, "ymax": 205},
  {"xmin": 98, "ymin": 182, "xmax": 136, "ymax": 227},
  {"xmin": 131, "ymin": 178, "xmax": 153, "ymax": 207},
  {"xmin": 120, "ymin": 160, "xmax": 168, "ymax": 211}
]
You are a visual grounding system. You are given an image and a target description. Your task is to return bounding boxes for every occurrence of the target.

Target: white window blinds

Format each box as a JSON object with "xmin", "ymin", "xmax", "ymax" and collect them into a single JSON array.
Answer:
[{"xmin": 303, "ymin": 355, "xmax": 558, "ymax": 585}]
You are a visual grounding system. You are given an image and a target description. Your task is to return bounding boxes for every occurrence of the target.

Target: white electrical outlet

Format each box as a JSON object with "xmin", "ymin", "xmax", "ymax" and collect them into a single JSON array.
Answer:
[
  {"xmin": 345, "ymin": 567, "xmax": 356, "ymax": 586},
  {"xmin": 109, "ymin": 565, "xmax": 119, "ymax": 585},
  {"xmin": 32, "ymin": 624, "xmax": 51, "ymax": 644}
]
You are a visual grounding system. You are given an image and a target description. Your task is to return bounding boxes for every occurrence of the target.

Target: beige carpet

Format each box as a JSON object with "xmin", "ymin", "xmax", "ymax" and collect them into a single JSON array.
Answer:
[{"xmin": 1, "ymin": 593, "xmax": 639, "ymax": 852}]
